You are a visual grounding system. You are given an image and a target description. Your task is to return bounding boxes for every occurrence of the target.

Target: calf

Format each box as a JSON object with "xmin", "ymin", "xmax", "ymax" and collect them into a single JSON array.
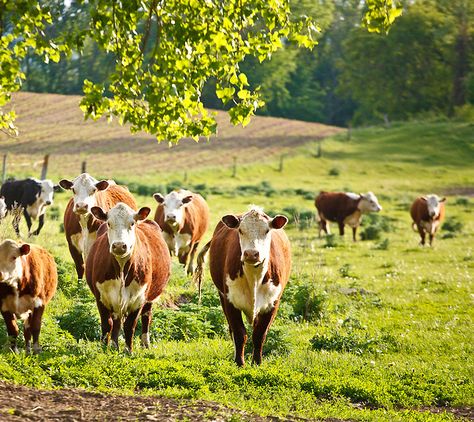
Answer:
[
  {"xmin": 0, "ymin": 239, "xmax": 57, "ymax": 353},
  {"xmin": 86, "ymin": 203, "xmax": 171, "ymax": 352},
  {"xmin": 410, "ymin": 195, "xmax": 446, "ymax": 246},
  {"xmin": 0, "ymin": 178, "xmax": 57, "ymax": 236},
  {"xmin": 153, "ymin": 189, "xmax": 209, "ymax": 274},
  {"xmin": 0, "ymin": 196, "xmax": 6, "ymax": 221},
  {"xmin": 315, "ymin": 191, "xmax": 382, "ymax": 241},
  {"xmin": 195, "ymin": 206, "xmax": 291, "ymax": 366},
  {"xmin": 59, "ymin": 173, "xmax": 137, "ymax": 279}
]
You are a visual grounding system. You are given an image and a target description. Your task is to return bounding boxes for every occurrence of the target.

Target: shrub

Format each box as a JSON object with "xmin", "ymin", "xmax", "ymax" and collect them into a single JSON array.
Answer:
[
  {"xmin": 324, "ymin": 233, "xmax": 339, "ymax": 248},
  {"xmin": 57, "ymin": 301, "xmax": 101, "ymax": 341},
  {"xmin": 360, "ymin": 214, "xmax": 394, "ymax": 241},
  {"xmin": 284, "ymin": 280, "xmax": 327, "ymax": 322},
  {"xmin": 455, "ymin": 197, "xmax": 470, "ymax": 206},
  {"xmin": 442, "ymin": 216, "xmax": 463, "ymax": 233},
  {"xmin": 373, "ymin": 238, "xmax": 390, "ymax": 250},
  {"xmin": 328, "ymin": 167, "xmax": 340, "ymax": 176}
]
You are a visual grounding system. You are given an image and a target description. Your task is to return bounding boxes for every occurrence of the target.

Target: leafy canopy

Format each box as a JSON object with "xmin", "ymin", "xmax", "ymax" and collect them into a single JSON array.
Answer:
[{"xmin": 0, "ymin": 0, "xmax": 401, "ymax": 142}]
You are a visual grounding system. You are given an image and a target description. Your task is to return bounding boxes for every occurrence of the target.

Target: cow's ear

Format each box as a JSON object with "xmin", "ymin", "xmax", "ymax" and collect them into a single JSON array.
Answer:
[
  {"xmin": 439, "ymin": 197, "xmax": 446, "ymax": 203},
  {"xmin": 271, "ymin": 215, "xmax": 288, "ymax": 230},
  {"xmin": 222, "ymin": 215, "xmax": 240, "ymax": 229},
  {"xmin": 19, "ymin": 244, "xmax": 31, "ymax": 256},
  {"xmin": 59, "ymin": 179, "xmax": 73, "ymax": 190},
  {"xmin": 95, "ymin": 180, "xmax": 109, "ymax": 191},
  {"xmin": 135, "ymin": 207, "xmax": 151, "ymax": 221},
  {"xmin": 91, "ymin": 206, "xmax": 107, "ymax": 221},
  {"xmin": 421, "ymin": 196, "xmax": 427, "ymax": 202},
  {"xmin": 153, "ymin": 193, "xmax": 165, "ymax": 204},
  {"xmin": 182, "ymin": 195, "xmax": 193, "ymax": 204}
]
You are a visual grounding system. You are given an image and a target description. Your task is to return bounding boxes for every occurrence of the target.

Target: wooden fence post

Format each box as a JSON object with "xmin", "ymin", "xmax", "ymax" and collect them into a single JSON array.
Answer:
[
  {"xmin": 1, "ymin": 154, "xmax": 7, "ymax": 184},
  {"xmin": 184, "ymin": 171, "xmax": 188, "ymax": 183},
  {"xmin": 40, "ymin": 154, "xmax": 49, "ymax": 179},
  {"xmin": 278, "ymin": 154, "xmax": 285, "ymax": 172},
  {"xmin": 81, "ymin": 161, "xmax": 87, "ymax": 174},
  {"xmin": 232, "ymin": 156, "xmax": 237, "ymax": 178},
  {"xmin": 316, "ymin": 142, "xmax": 322, "ymax": 157}
]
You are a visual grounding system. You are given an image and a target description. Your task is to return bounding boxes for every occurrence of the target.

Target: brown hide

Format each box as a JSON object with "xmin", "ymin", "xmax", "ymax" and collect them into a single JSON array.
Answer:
[
  {"xmin": 315, "ymin": 192, "xmax": 360, "ymax": 222},
  {"xmin": 86, "ymin": 220, "xmax": 171, "ymax": 305},
  {"xmin": 410, "ymin": 197, "xmax": 446, "ymax": 226},
  {"xmin": 154, "ymin": 192, "xmax": 209, "ymax": 243}
]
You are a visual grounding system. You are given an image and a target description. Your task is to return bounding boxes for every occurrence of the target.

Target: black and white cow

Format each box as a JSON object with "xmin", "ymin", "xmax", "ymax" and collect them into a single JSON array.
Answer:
[{"xmin": 0, "ymin": 178, "xmax": 57, "ymax": 237}]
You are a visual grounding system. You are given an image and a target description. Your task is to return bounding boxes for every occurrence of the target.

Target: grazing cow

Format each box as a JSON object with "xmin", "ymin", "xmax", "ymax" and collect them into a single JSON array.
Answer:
[
  {"xmin": 410, "ymin": 195, "xmax": 446, "ymax": 246},
  {"xmin": 153, "ymin": 189, "xmax": 209, "ymax": 274},
  {"xmin": 0, "ymin": 239, "xmax": 57, "ymax": 353},
  {"xmin": 59, "ymin": 173, "xmax": 137, "ymax": 279},
  {"xmin": 86, "ymin": 203, "xmax": 171, "ymax": 352},
  {"xmin": 0, "ymin": 178, "xmax": 57, "ymax": 236},
  {"xmin": 195, "ymin": 206, "xmax": 291, "ymax": 366},
  {"xmin": 0, "ymin": 196, "xmax": 6, "ymax": 221},
  {"xmin": 315, "ymin": 191, "xmax": 382, "ymax": 241}
]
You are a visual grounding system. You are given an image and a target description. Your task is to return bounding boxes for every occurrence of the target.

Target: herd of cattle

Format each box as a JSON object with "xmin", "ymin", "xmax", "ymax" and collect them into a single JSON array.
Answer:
[{"xmin": 0, "ymin": 174, "xmax": 446, "ymax": 365}]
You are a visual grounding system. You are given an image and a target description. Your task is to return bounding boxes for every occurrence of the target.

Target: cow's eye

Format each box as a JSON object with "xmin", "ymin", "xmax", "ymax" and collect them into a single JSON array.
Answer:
[
  {"xmin": 265, "ymin": 229, "xmax": 270, "ymax": 234},
  {"xmin": 130, "ymin": 221, "xmax": 135, "ymax": 227}
]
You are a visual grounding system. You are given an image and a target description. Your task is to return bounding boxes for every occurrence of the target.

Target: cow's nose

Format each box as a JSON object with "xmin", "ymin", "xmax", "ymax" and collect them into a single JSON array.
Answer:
[
  {"xmin": 166, "ymin": 215, "xmax": 176, "ymax": 221},
  {"xmin": 243, "ymin": 249, "xmax": 260, "ymax": 263},
  {"xmin": 377, "ymin": 205, "xmax": 382, "ymax": 211},
  {"xmin": 45, "ymin": 201, "xmax": 52, "ymax": 206},
  {"xmin": 75, "ymin": 203, "xmax": 88, "ymax": 214},
  {"xmin": 111, "ymin": 242, "xmax": 127, "ymax": 255}
]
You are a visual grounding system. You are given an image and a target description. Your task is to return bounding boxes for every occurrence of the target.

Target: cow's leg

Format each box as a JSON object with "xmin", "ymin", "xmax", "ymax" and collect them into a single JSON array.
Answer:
[
  {"xmin": 417, "ymin": 224, "xmax": 426, "ymax": 246},
  {"xmin": 12, "ymin": 209, "xmax": 22, "ymax": 237},
  {"xmin": 1, "ymin": 311, "xmax": 19, "ymax": 353},
  {"xmin": 140, "ymin": 302, "xmax": 153, "ymax": 348},
  {"xmin": 178, "ymin": 251, "xmax": 188, "ymax": 266},
  {"xmin": 29, "ymin": 214, "xmax": 45, "ymax": 237},
  {"xmin": 124, "ymin": 308, "xmax": 142, "ymax": 353},
  {"xmin": 30, "ymin": 305, "xmax": 45, "ymax": 354},
  {"xmin": 96, "ymin": 300, "xmax": 112, "ymax": 345},
  {"xmin": 252, "ymin": 304, "xmax": 279, "ymax": 365},
  {"xmin": 68, "ymin": 241, "xmax": 84, "ymax": 279},
  {"xmin": 110, "ymin": 316, "xmax": 122, "ymax": 350},
  {"xmin": 24, "ymin": 314, "xmax": 33, "ymax": 354},
  {"xmin": 222, "ymin": 300, "xmax": 247, "ymax": 367},
  {"xmin": 338, "ymin": 222, "xmax": 345, "ymax": 236},
  {"xmin": 352, "ymin": 226, "xmax": 358, "ymax": 242},
  {"xmin": 23, "ymin": 209, "xmax": 33, "ymax": 235},
  {"xmin": 186, "ymin": 242, "xmax": 199, "ymax": 275},
  {"xmin": 429, "ymin": 233, "xmax": 435, "ymax": 246}
]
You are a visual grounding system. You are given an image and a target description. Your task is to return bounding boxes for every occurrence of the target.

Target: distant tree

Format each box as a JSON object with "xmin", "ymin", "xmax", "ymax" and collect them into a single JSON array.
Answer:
[{"xmin": 0, "ymin": 0, "xmax": 401, "ymax": 141}]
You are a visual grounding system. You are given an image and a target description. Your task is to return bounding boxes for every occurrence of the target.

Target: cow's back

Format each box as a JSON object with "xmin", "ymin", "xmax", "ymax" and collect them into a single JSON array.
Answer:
[
  {"xmin": 96, "ymin": 184, "xmax": 137, "ymax": 211},
  {"xmin": 315, "ymin": 192, "xmax": 358, "ymax": 221},
  {"xmin": 1, "ymin": 179, "xmax": 40, "ymax": 208},
  {"xmin": 20, "ymin": 246, "xmax": 57, "ymax": 304},
  {"xmin": 182, "ymin": 194, "xmax": 209, "ymax": 242}
]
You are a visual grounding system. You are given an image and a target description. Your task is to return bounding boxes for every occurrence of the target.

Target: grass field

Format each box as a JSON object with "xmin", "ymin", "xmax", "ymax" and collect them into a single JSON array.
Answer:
[{"xmin": 0, "ymin": 109, "xmax": 473, "ymax": 421}]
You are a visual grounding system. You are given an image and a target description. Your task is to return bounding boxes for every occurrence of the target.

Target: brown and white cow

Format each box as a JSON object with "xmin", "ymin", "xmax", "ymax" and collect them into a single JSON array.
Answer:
[
  {"xmin": 195, "ymin": 206, "xmax": 291, "ymax": 366},
  {"xmin": 153, "ymin": 189, "xmax": 209, "ymax": 274},
  {"xmin": 0, "ymin": 239, "xmax": 57, "ymax": 353},
  {"xmin": 86, "ymin": 203, "xmax": 171, "ymax": 352},
  {"xmin": 59, "ymin": 173, "xmax": 137, "ymax": 279},
  {"xmin": 410, "ymin": 195, "xmax": 446, "ymax": 246},
  {"xmin": 315, "ymin": 191, "xmax": 382, "ymax": 241}
]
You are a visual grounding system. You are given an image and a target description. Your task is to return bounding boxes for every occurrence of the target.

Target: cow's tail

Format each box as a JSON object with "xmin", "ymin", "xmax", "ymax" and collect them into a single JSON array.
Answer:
[{"xmin": 194, "ymin": 240, "xmax": 211, "ymax": 304}]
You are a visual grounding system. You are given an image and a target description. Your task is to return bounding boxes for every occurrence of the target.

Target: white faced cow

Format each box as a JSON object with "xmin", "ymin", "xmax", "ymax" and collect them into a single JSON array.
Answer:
[
  {"xmin": 0, "ymin": 178, "xmax": 57, "ymax": 236},
  {"xmin": 195, "ymin": 206, "xmax": 291, "ymax": 366},
  {"xmin": 410, "ymin": 195, "xmax": 446, "ymax": 246},
  {"xmin": 59, "ymin": 173, "xmax": 137, "ymax": 279},
  {"xmin": 153, "ymin": 189, "xmax": 209, "ymax": 274},
  {"xmin": 86, "ymin": 203, "xmax": 171, "ymax": 352},
  {"xmin": 315, "ymin": 191, "xmax": 382, "ymax": 241}
]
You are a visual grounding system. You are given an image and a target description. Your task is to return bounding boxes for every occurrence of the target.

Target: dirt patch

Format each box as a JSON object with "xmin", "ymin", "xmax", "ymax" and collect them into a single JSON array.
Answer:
[{"xmin": 443, "ymin": 187, "xmax": 474, "ymax": 197}]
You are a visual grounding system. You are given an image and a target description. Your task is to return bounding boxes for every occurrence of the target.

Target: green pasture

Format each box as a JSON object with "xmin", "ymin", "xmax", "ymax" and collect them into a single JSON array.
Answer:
[{"xmin": 0, "ymin": 120, "xmax": 473, "ymax": 421}]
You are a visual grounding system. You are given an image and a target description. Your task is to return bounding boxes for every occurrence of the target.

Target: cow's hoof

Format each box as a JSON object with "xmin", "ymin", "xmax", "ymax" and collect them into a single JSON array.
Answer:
[{"xmin": 10, "ymin": 346, "xmax": 19, "ymax": 354}]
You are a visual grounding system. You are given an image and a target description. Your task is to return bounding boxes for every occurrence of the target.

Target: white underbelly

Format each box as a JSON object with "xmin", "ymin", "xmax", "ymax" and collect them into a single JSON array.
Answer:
[
  {"xmin": 226, "ymin": 274, "xmax": 281, "ymax": 324},
  {"xmin": 343, "ymin": 210, "xmax": 362, "ymax": 228},
  {"xmin": 26, "ymin": 200, "xmax": 45, "ymax": 220},
  {"xmin": 176, "ymin": 233, "xmax": 192, "ymax": 254},
  {"xmin": 421, "ymin": 220, "xmax": 439, "ymax": 235},
  {"xmin": 96, "ymin": 278, "xmax": 147, "ymax": 319}
]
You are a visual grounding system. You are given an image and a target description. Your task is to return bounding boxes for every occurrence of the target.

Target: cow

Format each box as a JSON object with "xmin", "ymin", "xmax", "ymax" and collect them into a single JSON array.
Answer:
[
  {"xmin": 0, "ymin": 196, "xmax": 6, "ymax": 221},
  {"xmin": 59, "ymin": 173, "xmax": 137, "ymax": 279},
  {"xmin": 315, "ymin": 191, "xmax": 382, "ymax": 241},
  {"xmin": 410, "ymin": 195, "xmax": 446, "ymax": 246},
  {"xmin": 153, "ymin": 189, "xmax": 209, "ymax": 275},
  {"xmin": 0, "ymin": 178, "xmax": 57, "ymax": 237},
  {"xmin": 86, "ymin": 202, "xmax": 171, "ymax": 352},
  {"xmin": 195, "ymin": 206, "xmax": 291, "ymax": 366},
  {"xmin": 0, "ymin": 239, "xmax": 57, "ymax": 354}
]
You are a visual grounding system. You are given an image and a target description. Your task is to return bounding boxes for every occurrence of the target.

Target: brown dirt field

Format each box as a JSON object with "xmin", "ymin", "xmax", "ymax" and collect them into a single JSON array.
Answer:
[{"xmin": 1, "ymin": 92, "xmax": 344, "ymax": 179}]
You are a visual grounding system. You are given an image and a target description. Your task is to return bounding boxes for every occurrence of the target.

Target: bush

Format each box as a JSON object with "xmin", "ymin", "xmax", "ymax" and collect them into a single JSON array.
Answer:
[
  {"xmin": 442, "ymin": 216, "xmax": 463, "ymax": 233},
  {"xmin": 324, "ymin": 233, "xmax": 340, "ymax": 248},
  {"xmin": 57, "ymin": 301, "xmax": 101, "ymax": 341},
  {"xmin": 360, "ymin": 214, "xmax": 394, "ymax": 241},
  {"xmin": 373, "ymin": 238, "xmax": 390, "ymax": 250},
  {"xmin": 284, "ymin": 280, "xmax": 327, "ymax": 322},
  {"xmin": 328, "ymin": 167, "xmax": 340, "ymax": 176},
  {"xmin": 455, "ymin": 197, "xmax": 470, "ymax": 206}
]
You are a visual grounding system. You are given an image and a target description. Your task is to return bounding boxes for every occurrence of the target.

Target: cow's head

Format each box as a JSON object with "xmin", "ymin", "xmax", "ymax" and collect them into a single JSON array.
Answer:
[
  {"xmin": 153, "ymin": 190, "xmax": 193, "ymax": 229},
  {"xmin": 0, "ymin": 239, "xmax": 30, "ymax": 281},
  {"xmin": 221, "ymin": 207, "xmax": 288, "ymax": 267},
  {"xmin": 59, "ymin": 173, "xmax": 109, "ymax": 216},
  {"xmin": 91, "ymin": 202, "xmax": 150, "ymax": 261},
  {"xmin": 0, "ymin": 196, "xmax": 6, "ymax": 219},
  {"xmin": 358, "ymin": 192, "xmax": 382, "ymax": 213},
  {"xmin": 422, "ymin": 195, "xmax": 446, "ymax": 218},
  {"xmin": 37, "ymin": 179, "xmax": 56, "ymax": 206}
]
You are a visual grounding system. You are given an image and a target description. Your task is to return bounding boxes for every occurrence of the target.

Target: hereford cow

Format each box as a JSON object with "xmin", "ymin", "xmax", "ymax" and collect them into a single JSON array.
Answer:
[
  {"xmin": 0, "ymin": 239, "xmax": 57, "ymax": 353},
  {"xmin": 59, "ymin": 173, "xmax": 137, "ymax": 279},
  {"xmin": 0, "ymin": 196, "xmax": 6, "ymax": 221},
  {"xmin": 195, "ymin": 206, "xmax": 291, "ymax": 366},
  {"xmin": 0, "ymin": 178, "xmax": 57, "ymax": 236},
  {"xmin": 410, "ymin": 195, "xmax": 446, "ymax": 246},
  {"xmin": 153, "ymin": 189, "xmax": 209, "ymax": 274},
  {"xmin": 86, "ymin": 203, "xmax": 171, "ymax": 352},
  {"xmin": 315, "ymin": 191, "xmax": 382, "ymax": 241}
]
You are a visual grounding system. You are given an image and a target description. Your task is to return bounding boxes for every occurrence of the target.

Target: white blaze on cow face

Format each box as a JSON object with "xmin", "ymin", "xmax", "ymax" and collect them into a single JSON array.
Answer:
[
  {"xmin": 91, "ymin": 203, "xmax": 150, "ymax": 264},
  {"xmin": 0, "ymin": 196, "xmax": 6, "ymax": 220},
  {"xmin": 423, "ymin": 195, "xmax": 446, "ymax": 218},
  {"xmin": 36, "ymin": 179, "xmax": 55, "ymax": 206},
  {"xmin": 0, "ymin": 240, "xmax": 30, "ymax": 284},
  {"xmin": 358, "ymin": 192, "xmax": 382, "ymax": 213},
  {"xmin": 59, "ymin": 173, "xmax": 109, "ymax": 216},
  {"xmin": 222, "ymin": 207, "xmax": 288, "ymax": 266},
  {"xmin": 153, "ymin": 190, "xmax": 193, "ymax": 230}
]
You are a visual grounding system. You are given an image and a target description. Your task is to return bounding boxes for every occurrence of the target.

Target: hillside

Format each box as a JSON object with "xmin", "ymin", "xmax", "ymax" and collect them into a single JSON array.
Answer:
[{"xmin": 0, "ymin": 92, "xmax": 343, "ymax": 180}]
